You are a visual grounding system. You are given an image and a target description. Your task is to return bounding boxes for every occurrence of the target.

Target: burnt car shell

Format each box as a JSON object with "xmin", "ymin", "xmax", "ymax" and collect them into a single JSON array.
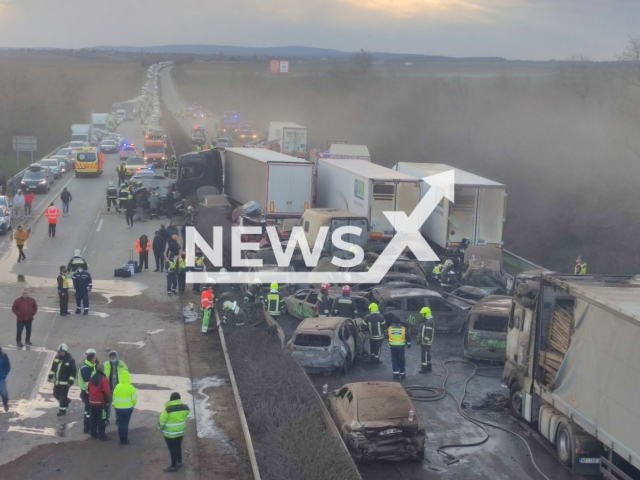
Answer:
[
  {"xmin": 287, "ymin": 316, "xmax": 365, "ymax": 374},
  {"xmin": 283, "ymin": 288, "xmax": 369, "ymax": 320},
  {"xmin": 328, "ymin": 382, "xmax": 426, "ymax": 461},
  {"xmin": 464, "ymin": 295, "xmax": 512, "ymax": 362}
]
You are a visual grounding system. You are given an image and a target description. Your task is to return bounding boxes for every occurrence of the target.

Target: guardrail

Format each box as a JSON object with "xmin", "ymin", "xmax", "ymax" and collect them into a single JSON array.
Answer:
[{"xmin": 10, "ymin": 142, "xmax": 69, "ymax": 186}]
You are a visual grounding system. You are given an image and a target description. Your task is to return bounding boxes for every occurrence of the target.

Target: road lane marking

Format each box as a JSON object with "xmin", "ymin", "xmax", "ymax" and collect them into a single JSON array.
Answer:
[
  {"xmin": 96, "ymin": 218, "xmax": 103, "ymax": 232},
  {"xmin": 0, "ymin": 304, "xmax": 109, "ymax": 318}
]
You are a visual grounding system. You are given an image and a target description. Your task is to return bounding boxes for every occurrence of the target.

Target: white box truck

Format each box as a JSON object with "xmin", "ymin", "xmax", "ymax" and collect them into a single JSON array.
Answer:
[
  {"xmin": 70, "ymin": 124, "xmax": 92, "ymax": 144},
  {"xmin": 224, "ymin": 148, "xmax": 313, "ymax": 218},
  {"xmin": 393, "ymin": 163, "xmax": 506, "ymax": 251},
  {"xmin": 91, "ymin": 114, "xmax": 110, "ymax": 134},
  {"xmin": 267, "ymin": 122, "xmax": 308, "ymax": 158},
  {"xmin": 315, "ymin": 159, "xmax": 421, "ymax": 240}
]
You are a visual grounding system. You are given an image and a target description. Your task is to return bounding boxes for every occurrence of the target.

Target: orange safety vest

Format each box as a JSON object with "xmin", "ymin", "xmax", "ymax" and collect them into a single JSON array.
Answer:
[
  {"xmin": 201, "ymin": 289, "xmax": 214, "ymax": 309},
  {"xmin": 134, "ymin": 238, "xmax": 151, "ymax": 253},
  {"xmin": 45, "ymin": 206, "xmax": 60, "ymax": 224}
]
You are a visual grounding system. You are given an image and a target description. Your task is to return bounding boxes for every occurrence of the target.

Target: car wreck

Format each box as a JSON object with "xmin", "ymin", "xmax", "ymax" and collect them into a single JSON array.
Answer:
[
  {"xmin": 463, "ymin": 295, "xmax": 512, "ymax": 362},
  {"xmin": 287, "ymin": 316, "xmax": 366, "ymax": 374},
  {"xmin": 328, "ymin": 382, "xmax": 426, "ymax": 461},
  {"xmin": 283, "ymin": 288, "xmax": 369, "ymax": 320}
]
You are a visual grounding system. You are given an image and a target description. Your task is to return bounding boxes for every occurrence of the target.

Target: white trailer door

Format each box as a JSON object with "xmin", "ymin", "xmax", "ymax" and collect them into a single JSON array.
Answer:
[
  {"xmin": 448, "ymin": 186, "xmax": 476, "ymax": 246},
  {"xmin": 475, "ymin": 187, "xmax": 505, "ymax": 246},
  {"xmin": 370, "ymin": 182, "xmax": 396, "ymax": 238},
  {"xmin": 267, "ymin": 164, "xmax": 312, "ymax": 215}
]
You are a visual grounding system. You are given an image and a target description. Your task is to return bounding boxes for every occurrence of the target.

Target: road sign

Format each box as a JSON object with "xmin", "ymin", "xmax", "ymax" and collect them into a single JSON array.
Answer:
[
  {"xmin": 269, "ymin": 60, "xmax": 290, "ymax": 74},
  {"xmin": 13, "ymin": 136, "xmax": 37, "ymax": 152}
]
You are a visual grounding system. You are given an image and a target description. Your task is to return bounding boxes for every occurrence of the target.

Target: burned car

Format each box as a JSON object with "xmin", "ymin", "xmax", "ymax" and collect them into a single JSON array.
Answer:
[
  {"xmin": 328, "ymin": 382, "xmax": 426, "ymax": 461},
  {"xmin": 447, "ymin": 285, "xmax": 507, "ymax": 304},
  {"xmin": 463, "ymin": 295, "xmax": 512, "ymax": 362},
  {"xmin": 369, "ymin": 287, "xmax": 471, "ymax": 334},
  {"xmin": 283, "ymin": 288, "xmax": 369, "ymax": 320},
  {"xmin": 287, "ymin": 316, "xmax": 366, "ymax": 374},
  {"xmin": 461, "ymin": 246, "xmax": 509, "ymax": 292}
]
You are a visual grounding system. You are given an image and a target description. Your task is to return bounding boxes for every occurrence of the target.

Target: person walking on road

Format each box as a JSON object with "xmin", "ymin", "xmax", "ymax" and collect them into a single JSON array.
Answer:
[
  {"xmin": 106, "ymin": 182, "xmax": 120, "ymax": 213},
  {"xmin": 159, "ymin": 392, "xmax": 190, "ymax": 472},
  {"xmin": 116, "ymin": 161, "xmax": 127, "ymax": 187},
  {"xmin": 104, "ymin": 350, "xmax": 129, "ymax": 426},
  {"xmin": 78, "ymin": 349, "xmax": 98, "ymax": 433},
  {"xmin": 418, "ymin": 307, "xmax": 435, "ymax": 373},
  {"xmin": 113, "ymin": 370, "xmax": 137, "ymax": 445},
  {"xmin": 364, "ymin": 303, "xmax": 386, "ymax": 364},
  {"xmin": 0, "ymin": 346, "xmax": 11, "ymax": 412},
  {"xmin": 60, "ymin": 187, "xmax": 72, "ymax": 216},
  {"xmin": 67, "ymin": 249, "xmax": 88, "ymax": 273},
  {"xmin": 57, "ymin": 266, "xmax": 70, "ymax": 316},
  {"xmin": 23, "ymin": 188, "xmax": 34, "ymax": 218},
  {"xmin": 12, "ymin": 190, "xmax": 25, "ymax": 220},
  {"xmin": 135, "ymin": 234, "xmax": 151, "ymax": 271},
  {"xmin": 125, "ymin": 197, "xmax": 135, "ymax": 228},
  {"xmin": 48, "ymin": 344, "xmax": 76, "ymax": 416},
  {"xmin": 45, "ymin": 202, "xmax": 60, "ymax": 237},
  {"xmin": 11, "ymin": 288, "xmax": 37, "ymax": 349},
  {"xmin": 72, "ymin": 267, "xmax": 92, "ymax": 315},
  {"xmin": 388, "ymin": 317, "xmax": 411, "ymax": 380},
  {"xmin": 153, "ymin": 231, "xmax": 167, "ymax": 272},
  {"xmin": 13, "ymin": 225, "xmax": 30, "ymax": 263},
  {"xmin": 88, "ymin": 363, "xmax": 111, "ymax": 440}
]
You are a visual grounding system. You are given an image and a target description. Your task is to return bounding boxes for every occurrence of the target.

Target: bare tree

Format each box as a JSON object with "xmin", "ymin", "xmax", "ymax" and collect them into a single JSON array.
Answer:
[
  {"xmin": 352, "ymin": 48, "xmax": 374, "ymax": 77},
  {"xmin": 555, "ymin": 54, "xmax": 598, "ymax": 103},
  {"xmin": 619, "ymin": 36, "xmax": 640, "ymax": 88}
]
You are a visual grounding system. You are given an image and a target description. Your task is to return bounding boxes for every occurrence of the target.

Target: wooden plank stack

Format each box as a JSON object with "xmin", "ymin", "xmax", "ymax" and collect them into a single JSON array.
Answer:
[{"xmin": 539, "ymin": 304, "xmax": 574, "ymax": 386}]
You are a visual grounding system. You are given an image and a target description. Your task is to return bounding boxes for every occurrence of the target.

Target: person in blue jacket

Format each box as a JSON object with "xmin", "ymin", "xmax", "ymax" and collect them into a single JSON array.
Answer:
[{"xmin": 0, "ymin": 345, "xmax": 11, "ymax": 412}]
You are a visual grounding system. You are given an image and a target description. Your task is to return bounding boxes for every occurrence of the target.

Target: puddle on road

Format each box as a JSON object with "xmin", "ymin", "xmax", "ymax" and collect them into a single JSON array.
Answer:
[{"xmin": 193, "ymin": 376, "xmax": 237, "ymax": 456}]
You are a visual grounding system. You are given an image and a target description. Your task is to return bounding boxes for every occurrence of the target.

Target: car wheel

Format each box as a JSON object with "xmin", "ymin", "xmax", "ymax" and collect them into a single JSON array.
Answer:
[
  {"xmin": 509, "ymin": 382, "xmax": 524, "ymax": 421},
  {"xmin": 556, "ymin": 420, "xmax": 575, "ymax": 467}
]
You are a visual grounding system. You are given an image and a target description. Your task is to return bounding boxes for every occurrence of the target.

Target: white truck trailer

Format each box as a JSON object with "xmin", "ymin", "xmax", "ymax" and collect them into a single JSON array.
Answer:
[
  {"xmin": 224, "ymin": 148, "xmax": 313, "ymax": 219},
  {"xmin": 504, "ymin": 273, "xmax": 640, "ymax": 478},
  {"xmin": 91, "ymin": 114, "xmax": 110, "ymax": 135},
  {"xmin": 70, "ymin": 124, "xmax": 92, "ymax": 144},
  {"xmin": 267, "ymin": 122, "xmax": 308, "ymax": 158},
  {"xmin": 393, "ymin": 163, "xmax": 506, "ymax": 251},
  {"xmin": 315, "ymin": 159, "xmax": 421, "ymax": 240}
]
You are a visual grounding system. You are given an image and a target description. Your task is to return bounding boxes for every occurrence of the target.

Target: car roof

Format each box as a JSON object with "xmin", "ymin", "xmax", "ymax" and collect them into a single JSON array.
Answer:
[
  {"xmin": 471, "ymin": 295, "xmax": 513, "ymax": 315},
  {"xmin": 343, "ymin": 382, "xmax": 414, "ymax": 422},
  {"xmin": 373, "ymin": 287, "xmax": 442, "ymax": 301},
  {"xmin": 297, "ymin": 316, "xmax": 347, "ymax": 331}
]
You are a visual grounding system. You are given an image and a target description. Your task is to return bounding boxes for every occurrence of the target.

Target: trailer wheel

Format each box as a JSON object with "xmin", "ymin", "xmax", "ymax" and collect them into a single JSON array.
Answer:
[
  {"xmin": 556, "ymin": 420, "xmax": 575, "ymax": 467},
  {"xmin": 509, "ymin": 382, "xmax": 524, "ymax": 420}
]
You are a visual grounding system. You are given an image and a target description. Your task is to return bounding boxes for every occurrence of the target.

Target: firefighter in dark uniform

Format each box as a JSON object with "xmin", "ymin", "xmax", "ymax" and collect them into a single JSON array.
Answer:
[
  {"xmin": 48, "ymin": 344, "xmax": 77, "ymax": 416},
  {"xmin": 243, "ymin": 279, "xmax": 262, "ymax": 304},
  {"xmin": 332, "ymin": 285, "xmax": 358, "ymax": 319},
  {"xmin": 363, "ymin": 302, "xmax": 386, "ymax": 363},
  {"xmin": 418, "ymin": 307, "xmax": 435, "ymax": 373},
  {"xmin": 316, "ymin": 283, "xmax": 332, "ymax": 317},
  {"xmin": 57, "ymin": 266, "xmax": 70, "ymax": 316},
  {"xmin": 106, "ymin": 182, "xmax": 120, "ymax": 213},
  {"xmin": 67, "ymin": 249, "xmax": 88, "ymax": 273},
  {"xmin": 388, "ymin": 317, "xmax": 411, "ymax": 380},
  {"xmin": 72, "ymin": 267, "xmax": 93, "ymax": 315},
  {"xmin": 267, "ymin": 282, "xmax": 284, "ymax": 318},
  {"xmin": 118, "ymin": 182, "xmax": 131, "ymax": 210}
]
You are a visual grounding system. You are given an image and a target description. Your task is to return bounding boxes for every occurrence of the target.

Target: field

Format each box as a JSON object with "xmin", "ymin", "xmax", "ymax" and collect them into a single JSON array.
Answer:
[
  {"xmin": 0, "ymin": 52, "xmax": 145, "ymax": 176},
  {"xmin": 173, "ymin": 58, "xmax": 640, "ymax": 273}
]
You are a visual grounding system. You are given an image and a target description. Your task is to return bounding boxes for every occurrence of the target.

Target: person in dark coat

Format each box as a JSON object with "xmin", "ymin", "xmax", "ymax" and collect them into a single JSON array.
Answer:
[
  {"xmin": 164, "ymin": 189, "xmax": 175, "ymax": 220},
  {"xmin": 153, "ymin": 231, "xmax": 167, "ymax": 272},
  {"xmin": 125, "ymin": 198, "xmax": 135, "ymax": 228},
  {"xmin": 0, "ymin": 346, "xmax": 11, "ymax": 412}
]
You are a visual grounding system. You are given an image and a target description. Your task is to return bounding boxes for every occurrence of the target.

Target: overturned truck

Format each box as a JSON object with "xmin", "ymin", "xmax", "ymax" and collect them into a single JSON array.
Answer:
[{"xmin": 503, "ymin": 274, "xmax": 640, "ymax": 478}]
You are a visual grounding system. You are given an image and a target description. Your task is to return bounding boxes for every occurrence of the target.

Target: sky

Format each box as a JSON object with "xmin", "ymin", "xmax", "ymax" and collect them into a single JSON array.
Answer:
[{"xmin": 0, "ymin": 0, "xmax": 638, "ymax": 60}]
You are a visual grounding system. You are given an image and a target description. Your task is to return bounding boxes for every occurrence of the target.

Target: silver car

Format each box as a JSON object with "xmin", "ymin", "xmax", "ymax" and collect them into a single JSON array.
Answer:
[{"xmin": 39, "ymin": 159, "xmax": 60, "ymax": 179}]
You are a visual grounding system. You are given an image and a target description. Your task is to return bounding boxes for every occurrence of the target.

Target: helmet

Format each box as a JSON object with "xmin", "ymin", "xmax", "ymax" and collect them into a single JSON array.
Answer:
[
  {"xmin": 444, "ymin": 259, "xmax": 454, "ymax": 267},
  {"xmin": 206, "ymin": 277, "xmax": 215, "ymax": 284},
  {"xmin": 320, "ymin": 283, "xmax": 330, "ymax": 291},
  {"xmin": 420, "ymin": 306, "xmax": 432, "ymax": 317},
  {"xmin": 172, "ymin": 234, "xmax": 178, "ymax": 240},
  {"xmin": 85, "ymin": 348, "xmax": 97, "ymax": 356},
  {"xmin": 219, "ymin": 268, "xmax": 227, "ymax": 273},
  {"xmin": 58, "ymin": 343, "xmax": 69, "ymax": 352},
  {"xmin": 368, "ymin": 303, "xmax": 379, "ymax": 313},
  {"xmin": 74, "ymin": 249, "xmax": 81, "ymax": 256},
  {"xmin": 252, "ymin": 278, "xmax": 262, "ymax": 285},
  {"xmin": 223, "ymin": 301, "xmax": 234, "ymax": 310},
  {"xmin": 187, "ymin": 206, "xmax": 194, "ymax": 213},
  {"xmin": 342, "ymin": 285, "xmax": 351, "ymax": 294},
  {"xmin": 270, "ymin": 282, "xmax": 278, "ymax": 290}
]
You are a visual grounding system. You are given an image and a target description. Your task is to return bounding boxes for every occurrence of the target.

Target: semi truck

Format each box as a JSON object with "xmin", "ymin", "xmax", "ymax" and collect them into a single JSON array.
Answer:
[
  {"xmin": 175, "ymin": 149, "xmax": 224, "ymax": 199},
  {"xmin": 224, "ymin": 148, "xmax": 313, "ymax": 219},
  {"xmin": 315, "ymin": 159, "xmax": 421, "ymax": 240},
  {"xmin": 393, "ymin": 163, "xmax": 506, "ymax": 252},
  {"xmin": 503, "ymin": 273, "xmax": 640, "ymax": 478},
  {"xmin": 91, "ymin": 114, "xmax": 110, "ymax": 136},
  {"xmin": 70, "ymin": 124, "xmax": 92, "ymax": 144},
  {"xmin": 267, "ymin": 122, "xmax": 308, "ymax": 158}
]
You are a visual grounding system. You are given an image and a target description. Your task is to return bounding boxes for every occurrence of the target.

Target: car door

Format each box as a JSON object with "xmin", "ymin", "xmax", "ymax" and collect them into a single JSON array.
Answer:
[
  {"xmin": 427, "ymin": 298, "xmax": 462, "ymax": 333},
  {"xmin": 404, "ymin": 297, "xmax": 428, "ymax": 334},
  {"xmin": 340, "ymin": 320, "xmax": 357, "ymax": 360},
  {"xmin": 288, "ymin": 289, "xmax": 311, "ymax": 319}
]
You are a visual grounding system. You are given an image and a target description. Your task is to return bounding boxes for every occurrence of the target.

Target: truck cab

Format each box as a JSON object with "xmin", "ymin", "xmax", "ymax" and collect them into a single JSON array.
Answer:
[{"xmin": 175, "ymin": 149, "xmax": 224, "ymax": 198}]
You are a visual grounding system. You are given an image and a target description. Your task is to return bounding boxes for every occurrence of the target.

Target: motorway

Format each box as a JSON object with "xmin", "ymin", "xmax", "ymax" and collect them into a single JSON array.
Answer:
[{"xmin": 0, "ymin": 110, "xmax": 248, "ymax": 478}]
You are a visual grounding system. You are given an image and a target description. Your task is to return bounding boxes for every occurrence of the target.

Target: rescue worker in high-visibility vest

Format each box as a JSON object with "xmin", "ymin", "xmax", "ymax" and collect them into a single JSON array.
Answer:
[
  {"xmin": 116, "ymin": 161, "xmax": 127, "ymax": 186},
  {"xmin": 57, "ymin": 266, "xmax": 70, "ymax": 316},
  {"xmin": 418, "ymin": 307, "xmax": 435, "ymax": 373},
  {"xmin": 166, "ymin": 256, "xmax": 178, "ymax": 296},
  {"xmin": 67, "ymin": 249, "xmax": 88, "ymax": 273},
  {"xmin": 45, "ymin": 202, "xmax": 60, "ymax": 237},
  {"xmin": 243, "ymin": 278, "xmax": 262, "ymax": 304},
  {"xmin": 363, "ymin": 303, "xmax": 386, "ymax": 363},
  {"xmin": 113, "ymin": 370, "xmax": 137, "ymax": 445},
  {"xmin": 267, "ymin": 282, "xmax": 284, "ymax": 318},
  {"xmin": 196, "ymin": 145, "xmax": 202, "ymax": 152},
  {"xmin": 332, "ymin": 285, "xmax": 358, "ymax": 319},
  {"xmin": 118, "ymin": 183, "xmax": 131, "ymax": 210},
  {"xmin": 177, "ymin": 252, "xmax": 188, "ymax": 293},
  {"xmin": 201, "ymin": 279, "xmax": 215, "ymax": 334},
  {"xmin": 78, "ymin": 349, "xmax": 98, "ymax": 433},
  {"xmin": 106, "ymin": 182, "xmax": 120, "ymax": 213},
  {"xmin": 431, "ymin": 263, "xmax": 443, "ymax": 281},
  {"xmin": 388, "ymin": 318, "xmax": 411, "ymax": 380},
  {"xmin": 104, "ymin": 350, "xmax": 129, "ymax": 426},
  {"xmin": 574, "ymin": 256, "xmax": 587, "ymax": 275},
  {"xmin": 316, "ymin": 283, "xmax": 332, "ymax": 317},
  {"xmin": 192, "ymin": 248, "xmax": 205, "ymax": 292},
  {"xmin": 158, "ymin": 392, "xmax": 190, "ymax": 472},
  {"xmin": 169, "ymin": 155, "xmax": 178, "ymax": 179},
  {"xmin": 48, "ymin": 344, "xmax": 77, "ymax": 415}
]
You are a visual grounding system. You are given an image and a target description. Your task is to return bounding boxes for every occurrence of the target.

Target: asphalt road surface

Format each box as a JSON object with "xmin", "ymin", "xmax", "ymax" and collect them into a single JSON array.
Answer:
[{"xmin": 0, "ymin": 115, "xmax": 248, "ymax": 479}]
